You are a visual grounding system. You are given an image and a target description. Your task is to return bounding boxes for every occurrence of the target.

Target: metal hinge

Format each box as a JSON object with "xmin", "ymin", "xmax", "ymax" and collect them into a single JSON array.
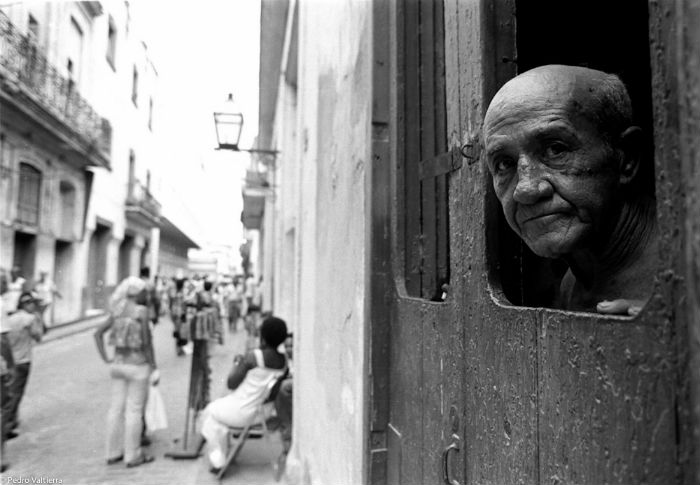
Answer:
[
  {"xmin": 418, "ymin": 146, "xmax": 463, "ymax": 180},
  {"xmin": 418, "ymin": 138, "xmax": 480, "ymax": 180}
]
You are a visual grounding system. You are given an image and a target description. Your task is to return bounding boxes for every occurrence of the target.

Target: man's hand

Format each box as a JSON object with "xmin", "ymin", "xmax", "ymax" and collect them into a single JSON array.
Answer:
[{"xmin": 596, "ymin": 299, "xmax": 645, "ymax": 316}]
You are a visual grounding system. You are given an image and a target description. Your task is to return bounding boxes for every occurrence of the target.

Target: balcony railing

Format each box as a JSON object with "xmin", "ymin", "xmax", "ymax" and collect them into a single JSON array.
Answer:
[
  {"xmin": 0, "ymin": 11, "xmax": 111, "ymax": 156},
  {"xmin": 126, "ymin": 179, "xmax": 161, "ymax": 221}
]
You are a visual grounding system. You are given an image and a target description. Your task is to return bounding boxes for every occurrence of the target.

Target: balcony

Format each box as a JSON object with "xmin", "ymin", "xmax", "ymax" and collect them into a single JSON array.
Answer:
[
  {"xmin": 125, "ymin": 179, "xmax": 161, "ymax": 229},
  {"xmin": 0, "ymin": 11, "xmax": 111, "ymax": 168},
  {"xmin": 241, "ymin": 169, "xmax": 270, "ymax": 230}
]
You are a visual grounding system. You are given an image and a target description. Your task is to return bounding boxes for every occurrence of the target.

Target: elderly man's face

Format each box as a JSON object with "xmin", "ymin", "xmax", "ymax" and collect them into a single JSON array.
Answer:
[{"xmin": 484, "ymin": 79, "xmax": 622, "ymax": 258}]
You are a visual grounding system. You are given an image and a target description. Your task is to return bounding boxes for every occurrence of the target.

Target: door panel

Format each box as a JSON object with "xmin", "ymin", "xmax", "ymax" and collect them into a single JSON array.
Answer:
[
  {"xmin": 464, "ymin": 303, "xmax": 538, "ymax": 484},
  {"xmin": 389, "ymin": 300, "xmax": 425, "ymax": 483},
  {"xmin": 422, "ymin": 302, "xmax": 465, "ymax": 485},
  {"xmin": 538, "ymin": 312, "xmax": 677, "ymax": 483}
]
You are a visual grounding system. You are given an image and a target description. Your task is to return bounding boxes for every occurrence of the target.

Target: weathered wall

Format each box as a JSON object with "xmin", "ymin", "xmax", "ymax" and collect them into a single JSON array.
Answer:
[
  {"xmin": 291, "ymin": 1, "xmax": 372, "ymax": 483},
  {"xmin": 678, "ymin": 0, "xmax": 700, "ymax": 480}
]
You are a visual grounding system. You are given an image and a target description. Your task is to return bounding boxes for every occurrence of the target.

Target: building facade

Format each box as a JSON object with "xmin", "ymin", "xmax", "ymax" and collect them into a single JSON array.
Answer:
[
  {"xmin": 1, "ymin": 1, "xmax": 193, "ymax": 324},
  {"xmin": 0, "ymin": 2, "xmax": 112, "ymax": 325},
  {"xmin": 254, "ymin": 1, "xmax": 700, "ymax": 484}
]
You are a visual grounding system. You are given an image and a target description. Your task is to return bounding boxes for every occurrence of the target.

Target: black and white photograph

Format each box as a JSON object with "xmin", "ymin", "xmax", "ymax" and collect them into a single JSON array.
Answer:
[{"xmin": 0, "ymin": 0, "xmax": 699, "ymax": 484}]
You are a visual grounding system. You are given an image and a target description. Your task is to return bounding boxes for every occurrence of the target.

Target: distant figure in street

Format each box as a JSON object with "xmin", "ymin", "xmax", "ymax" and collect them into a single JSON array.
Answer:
[
  {"xmin": 5, "ymin": 292, "xmax": 44, "ymax": 435},
  {"xmin": 226, "ymin": 279, "xmax": 243, "ymax": 332},
  {"xmin": 94, "ymin": 276, "xmax": 158, "ymax": 468},
  {"xmin": 169, "ymin": 276, "xmax": 188, "ymax": 356},
  {"xmin": 199, "ymin": 316, "xmax": 288, "ymax": 473},
  {"xmin": 5, "ymin": 267, "xmax": 26, "ymax": 317},
  {"xmin": 1, "ymin": 293, "xmax": 16, "ymax": 471},
  {"xmin": 139, "ymin": 267, "xmax": 159, "ymax": 325},
  {"xmin": 35, "ymin": 271, "xmax": 61, "ymax": 328}
]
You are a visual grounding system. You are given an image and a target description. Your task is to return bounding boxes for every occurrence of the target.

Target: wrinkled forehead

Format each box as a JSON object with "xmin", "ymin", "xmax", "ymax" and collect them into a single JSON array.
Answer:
[{"xmin": 484, "ymin": 67, "xmax": 605, "ymax": 133}]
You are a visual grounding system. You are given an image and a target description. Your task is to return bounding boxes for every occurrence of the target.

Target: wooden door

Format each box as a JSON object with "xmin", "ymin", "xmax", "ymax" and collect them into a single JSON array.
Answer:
[
  {"xmin": 370, "ymin": 1, "xmax": 695, "ymax": 484},
  {"xmin": 371, "ymin": 1, "xmax": 466, "ymax": 484}
]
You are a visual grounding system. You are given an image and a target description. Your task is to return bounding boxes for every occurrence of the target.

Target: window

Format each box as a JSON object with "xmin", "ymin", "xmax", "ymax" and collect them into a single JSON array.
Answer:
[
  {"xmin": 399, "ymin": 0, "xmax": 450, "ymax": 301},
  {"xmin": 66, "ymin": 17, "xmax": 83, "ymax": 86},
  {"xmin": 17, "ymin": 163, "xmax": 42, "ymax": 225},
  {"xmin": 148, "ymin": 97, "xmax": 153, "ymax": 130},
  {"xmin": 128, "ymin": 150, "xmax": 135, "ymax": 198},
  {"xmin": 486, "ymin": 0, "xmax": 655, "ymax": 309},
  {"xmin": 131, "ymin": 66, "xmax": 138, "ymax": 105},
  {"xmin": 106, "ymin": 16, "xmax": 117, "ymax": 69}
]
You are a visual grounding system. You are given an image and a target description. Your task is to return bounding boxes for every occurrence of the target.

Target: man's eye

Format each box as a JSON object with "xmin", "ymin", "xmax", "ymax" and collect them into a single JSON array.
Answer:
[
  {"xmin": 494, "ymin": 157, "xmax": 516, "ymax": 173},
  {"xmin": 544, "ymin": 142, "xmax": 568, "ymax": 158}
]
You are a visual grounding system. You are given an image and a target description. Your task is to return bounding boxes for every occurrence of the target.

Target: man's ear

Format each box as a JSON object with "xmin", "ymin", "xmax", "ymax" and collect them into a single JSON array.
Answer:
[{"xmin": 617, "ymin": 126, "xmax": 642, "ymax": 185}]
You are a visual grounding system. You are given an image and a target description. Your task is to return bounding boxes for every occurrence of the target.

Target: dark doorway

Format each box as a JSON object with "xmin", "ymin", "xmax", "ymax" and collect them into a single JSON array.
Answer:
[
  {"xmin": 140, "ymin": 240, "xmax": 150, "ymax": 271},
  {"xmin": 86, "ymin": 223, "xmax": 111, "ymax": 310},
  {"xmin": 118, "ymin": 234, "xmax": 135, "ymax": 282},
  {"xmin": 13, "ymin": 231, "xmax": 36, "ymax": 286},
  {"xmin": 53, "ymin": 240, "xmax": 73, "ymax": 325}
]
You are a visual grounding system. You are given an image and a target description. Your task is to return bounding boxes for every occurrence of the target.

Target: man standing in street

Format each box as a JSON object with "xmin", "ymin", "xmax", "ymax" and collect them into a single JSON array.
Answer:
[
  {"xmin": 0, "ymin": 273, "xmax": 16, "ymax": 471},
  {"xmin": 5, "ymin": 292, "xmax": 44, "ymax": 435}
]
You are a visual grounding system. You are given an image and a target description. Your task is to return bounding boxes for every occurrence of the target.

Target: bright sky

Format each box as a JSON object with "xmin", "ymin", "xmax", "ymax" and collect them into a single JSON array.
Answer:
[{"xmin": 134, "ymin": 0, "xmax": 261, "ymax": 250}]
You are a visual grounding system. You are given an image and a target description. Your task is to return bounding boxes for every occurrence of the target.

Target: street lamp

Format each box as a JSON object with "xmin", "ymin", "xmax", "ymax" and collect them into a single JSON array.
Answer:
[{"xmin": 213, "ymin": 93, "xmax": 279, "ymax": 156}]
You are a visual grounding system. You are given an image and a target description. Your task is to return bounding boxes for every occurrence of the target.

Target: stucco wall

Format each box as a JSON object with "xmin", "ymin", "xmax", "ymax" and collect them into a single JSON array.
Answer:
[{"xmin": 291, "ymin": 2, "xmax": 372, "ymax": 484}]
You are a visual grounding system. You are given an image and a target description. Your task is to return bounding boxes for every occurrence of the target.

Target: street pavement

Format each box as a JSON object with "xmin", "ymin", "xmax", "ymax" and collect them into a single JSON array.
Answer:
[{"xmin": 1, "ymin": 315, "xmax": 284, "ymax": 485}]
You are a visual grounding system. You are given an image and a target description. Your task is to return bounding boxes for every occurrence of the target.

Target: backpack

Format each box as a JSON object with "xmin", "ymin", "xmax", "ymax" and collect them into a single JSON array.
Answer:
[{"xmin": 109, "ymin": 315, "xmax": 143, "ymax": 350}]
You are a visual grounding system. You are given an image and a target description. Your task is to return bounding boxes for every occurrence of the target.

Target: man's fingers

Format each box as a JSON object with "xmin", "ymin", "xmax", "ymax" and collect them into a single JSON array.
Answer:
[
  {"xmin": 597, "ymin": 299, "xmax": 631, "ymax": 315},
  {"xmin": 627, "ymin": 305, "xmax": 642, "ymax": 317},
  {"xmin": 597, "ymin": 299, "xmax": 645, "ymax": 316}
]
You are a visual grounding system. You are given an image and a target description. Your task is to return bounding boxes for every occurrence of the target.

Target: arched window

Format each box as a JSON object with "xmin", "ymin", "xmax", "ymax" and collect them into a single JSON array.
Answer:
[{"xmin": 17, "ymin": 163, "xmax": 42, "ymax": 225}]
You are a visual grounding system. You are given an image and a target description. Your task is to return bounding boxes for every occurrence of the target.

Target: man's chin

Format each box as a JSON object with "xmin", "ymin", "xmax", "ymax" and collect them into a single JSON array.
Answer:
[{"xmin": 524, "ymin": 239, "xmax": 571, "ymax": 259}]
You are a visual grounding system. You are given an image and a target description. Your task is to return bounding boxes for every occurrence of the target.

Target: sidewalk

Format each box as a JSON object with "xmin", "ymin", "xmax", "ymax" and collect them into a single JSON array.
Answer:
[{"xmin": 1, "ymin": 315, "xmax": 284, "ymax": 485}]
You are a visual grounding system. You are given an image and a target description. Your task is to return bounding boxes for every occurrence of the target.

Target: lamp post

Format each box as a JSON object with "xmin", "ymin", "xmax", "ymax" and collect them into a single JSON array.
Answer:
[{"xmin": 213, "ymin": 93, "xmax": 279, "ymax": 157}]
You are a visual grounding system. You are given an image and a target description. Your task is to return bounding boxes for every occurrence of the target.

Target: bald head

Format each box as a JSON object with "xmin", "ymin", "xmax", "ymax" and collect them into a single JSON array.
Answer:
[
  {"xmin": 482, "ymin": 65, "xmax": 644, "ymax": 259},
  {"xmin": 485, "ymin": 65, "xmax": 634, "ymax": 145}
]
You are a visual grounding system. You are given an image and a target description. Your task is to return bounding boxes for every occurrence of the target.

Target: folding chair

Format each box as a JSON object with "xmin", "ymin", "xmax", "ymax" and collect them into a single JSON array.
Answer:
[{"xmin": 216, "ymin": 372, "xmax": 287, "ymax": 480}]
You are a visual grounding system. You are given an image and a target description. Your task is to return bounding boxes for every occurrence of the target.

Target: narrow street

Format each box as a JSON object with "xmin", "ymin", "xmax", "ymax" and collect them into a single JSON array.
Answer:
[{"xmin": 2, "ymin": 317, "xmax": 284, "ymax": 485}]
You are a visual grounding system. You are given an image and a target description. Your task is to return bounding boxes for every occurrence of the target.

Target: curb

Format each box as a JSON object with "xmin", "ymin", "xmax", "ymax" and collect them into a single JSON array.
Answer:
[{"xmin": 41, "ymin": 312, "xmax": 110, "ymax": 344}]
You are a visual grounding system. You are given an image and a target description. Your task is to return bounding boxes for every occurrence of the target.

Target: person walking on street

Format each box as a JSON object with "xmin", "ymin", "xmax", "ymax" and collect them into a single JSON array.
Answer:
[
  {"xmin": 35, "ymin": 271, "xmax": 60, "ymax": 328},
  {"xmin": 5, "ymin": 292, "xmax": 44, "ymax": 435},
  {"xmin": 94, "ymin": 276, "xmax": 158, "ymax": 468},
  {"xmin": 169, "ymin": 276, "xmax": 188, "ymax": 356}
]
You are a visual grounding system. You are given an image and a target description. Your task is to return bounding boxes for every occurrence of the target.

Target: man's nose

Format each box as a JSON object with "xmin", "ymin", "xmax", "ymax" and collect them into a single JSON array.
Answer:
[{"xmin": 512, "ymin": 157, "xmax": 552, "ymax": 204}]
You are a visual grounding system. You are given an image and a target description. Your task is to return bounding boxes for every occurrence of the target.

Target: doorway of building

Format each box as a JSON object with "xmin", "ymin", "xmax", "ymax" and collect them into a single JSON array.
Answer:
[
  {"xmin": 13, "ymin": 231, "xmax": 37, "ymax": 286},
  {"xmin": 53, "ymin": 240, "xmax": 73, "ymax": 325},
  {"xmin": 118, "ymin": 234, "xmax": 135, "ymax": 282},
  {"xmin": 86, "ymin": 223, "xmax": 111, "ymax": 311}
]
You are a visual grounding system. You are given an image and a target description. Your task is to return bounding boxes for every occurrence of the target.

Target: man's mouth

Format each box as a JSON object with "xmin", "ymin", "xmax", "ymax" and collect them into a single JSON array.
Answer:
[{"xmin": 517, "ymin": 210, "xmax": 570, "ymax": 227}]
